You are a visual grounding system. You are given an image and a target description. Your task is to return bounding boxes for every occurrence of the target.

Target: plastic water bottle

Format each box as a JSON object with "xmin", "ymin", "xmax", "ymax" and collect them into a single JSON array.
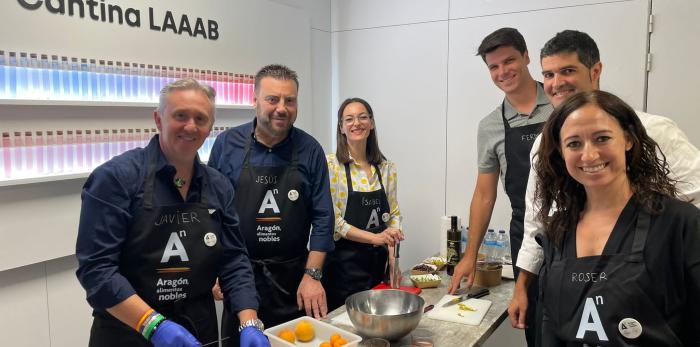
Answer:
[
  {"xmin": 495, "ymin": 230, "xmax": 509, "ymax": 264},
  {"xmin": 461, "ymin": 226, "xmax": 469, "ymax": 254},
  {"xmin": 483, "ymin": 229, "xmax": 497, "ymax": 263}
]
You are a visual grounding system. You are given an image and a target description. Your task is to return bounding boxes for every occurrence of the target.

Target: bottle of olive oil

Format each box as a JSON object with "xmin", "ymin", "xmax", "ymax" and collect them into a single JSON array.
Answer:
[{"xmin": 446, "ymin": 216, "xmax": 461, "ymax": 276}]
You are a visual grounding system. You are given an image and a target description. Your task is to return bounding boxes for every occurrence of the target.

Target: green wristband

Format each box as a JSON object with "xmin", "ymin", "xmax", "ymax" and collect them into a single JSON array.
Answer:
[
  {"xmin": 139, "ymin": 311, "xmax": 160, "ymax": 335},
  {"xmin": 143, "ymin": 314, "xmax": 165, "ymax": 340}
]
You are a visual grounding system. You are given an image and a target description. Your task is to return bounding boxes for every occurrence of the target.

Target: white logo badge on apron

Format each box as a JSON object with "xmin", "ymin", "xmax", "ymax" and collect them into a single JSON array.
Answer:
[
  {"xmin": 203, "ymin": 232, "xmax": 217, "ymax": 247},
  {"xmin": 288, "ymin": 189, "xmax": 299, "ymax": 201},
  {"xmin": 618, "ymin": 318, "xmax": 642, "ymax": 339},
  {"xmin": 382, "ymin": 212, "xmax": 390, "ymax": 222}
]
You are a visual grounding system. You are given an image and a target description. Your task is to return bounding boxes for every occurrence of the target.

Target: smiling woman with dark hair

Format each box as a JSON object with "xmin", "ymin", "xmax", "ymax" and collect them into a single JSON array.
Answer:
[
  {"xmin": 534, "ymin": 90, "xmax": 700, "ymax": 346},
  {"xmin": 322, "ymin": 97, "xmax": 404, "ymax": 311}
]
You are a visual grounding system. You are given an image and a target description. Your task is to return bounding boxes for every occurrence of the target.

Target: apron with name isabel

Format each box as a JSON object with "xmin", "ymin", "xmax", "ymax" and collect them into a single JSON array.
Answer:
[
  {"xmin": 323, "ymin": 163, "xmax": 391, "ymax": 311},
  {"xmin": 221, "ymin": 136, "xmax": 310, "ymax": 347},
  {"xmin": 90, "ymin": 150, "xmax": 222, "ymax": 347},
  {"xmin": 540, "ymin": 208, "xmax": 683, "ymax": 346}
]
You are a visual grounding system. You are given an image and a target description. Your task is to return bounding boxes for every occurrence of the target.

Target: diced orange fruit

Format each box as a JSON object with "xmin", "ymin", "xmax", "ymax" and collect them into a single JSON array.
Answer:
[
  {"xmin": 329, "ymin": 333, "xmax": 342, "ymax": 344},
  {"xmin": 332, "ymin": 338, "xmax": 348, "ymax": 347},
  {"xmin": 278, "ymin": 328, "xmax": 296, "ymax": 344},
  {"xmin": 294, "ymin": 320, "xmax": 315, "ymax": 342},
  {"xmin": 319, "ymin": 342, "xmax": 332, "ymax": 347}
]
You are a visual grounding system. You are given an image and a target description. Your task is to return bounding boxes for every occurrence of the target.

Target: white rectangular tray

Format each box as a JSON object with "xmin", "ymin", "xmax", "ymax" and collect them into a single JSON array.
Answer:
[{"xmin": 264, "ymin": 316, "xmax": 362, "ymax": 347}]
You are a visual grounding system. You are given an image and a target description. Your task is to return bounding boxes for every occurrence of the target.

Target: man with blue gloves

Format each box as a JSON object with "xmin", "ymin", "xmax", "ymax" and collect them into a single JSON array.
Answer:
[{"xmin": 76, "ymin": 79, "xmax": 269, "ymax": 347}]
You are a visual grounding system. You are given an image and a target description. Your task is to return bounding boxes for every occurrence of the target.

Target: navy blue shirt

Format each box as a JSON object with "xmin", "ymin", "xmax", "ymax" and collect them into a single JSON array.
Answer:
[
  {"xmin": 208, "ymin": 120, "xmax": 335, "ymax": 253},
  {"xmin": 75, "ymin": 135, "xmax": 258, "ymax": 314}
]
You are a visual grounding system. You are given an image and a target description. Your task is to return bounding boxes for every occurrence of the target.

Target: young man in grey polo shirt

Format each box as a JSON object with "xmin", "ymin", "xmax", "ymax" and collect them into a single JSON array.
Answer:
[{"xmin": 448, "ymin": 27, "xmax": 552, "ymax": 347}]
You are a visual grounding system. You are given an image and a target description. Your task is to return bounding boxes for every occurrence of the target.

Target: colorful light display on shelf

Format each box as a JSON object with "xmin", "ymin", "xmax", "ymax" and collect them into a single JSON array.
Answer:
[
  {"xmin": 0, "ymin": 50, "xmax": 254, "ymax": 105},
  {"xmin": 1, "ymin": 127, "xmax": 226, "ymax": 181}
]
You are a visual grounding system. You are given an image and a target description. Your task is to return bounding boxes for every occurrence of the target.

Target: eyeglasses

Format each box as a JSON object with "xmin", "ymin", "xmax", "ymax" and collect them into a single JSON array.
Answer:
[{"xmin": 342, "ymin": 113, "xmax": 373, "ymax": 125}]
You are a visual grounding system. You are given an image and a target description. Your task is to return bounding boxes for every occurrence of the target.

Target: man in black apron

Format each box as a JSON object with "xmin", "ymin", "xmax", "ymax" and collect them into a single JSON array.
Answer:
[
  {"xmin": 76, "ymin": 79, "xmax": 266, "ymax": 347},
  {"xmin": 208, "ymin": 65, "xmax": 335, "ymax": 347},
  {"xmin": 448, "ymin": 28, "xmax": 553, "ymax": 346},
  {"xmin": 322, "ymin": 163, "xmax": 392, "ymax": 311}
]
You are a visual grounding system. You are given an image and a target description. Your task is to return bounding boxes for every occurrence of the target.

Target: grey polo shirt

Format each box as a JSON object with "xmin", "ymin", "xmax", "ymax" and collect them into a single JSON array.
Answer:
[{"xmin": 476, "ymin": 82, "xmax": 553, "ymax": 186}]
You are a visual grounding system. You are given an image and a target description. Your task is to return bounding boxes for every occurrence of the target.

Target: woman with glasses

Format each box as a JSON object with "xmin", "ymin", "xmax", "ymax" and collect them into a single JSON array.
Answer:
[{"xmin": 322, "ymin": 97, "xmax": 404, "ymax": 311}]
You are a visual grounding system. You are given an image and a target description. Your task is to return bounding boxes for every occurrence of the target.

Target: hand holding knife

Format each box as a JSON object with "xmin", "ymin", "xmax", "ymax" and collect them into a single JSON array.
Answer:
[{"xmin": 441, "ymin": 287, "xmax": 490, "ymax": 307}]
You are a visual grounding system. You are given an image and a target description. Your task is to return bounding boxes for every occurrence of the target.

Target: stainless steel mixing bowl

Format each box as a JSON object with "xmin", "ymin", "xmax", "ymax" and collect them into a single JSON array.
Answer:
[{"xmin": 345, "ymin": 289, "xmax": 424, "ymax": 341}]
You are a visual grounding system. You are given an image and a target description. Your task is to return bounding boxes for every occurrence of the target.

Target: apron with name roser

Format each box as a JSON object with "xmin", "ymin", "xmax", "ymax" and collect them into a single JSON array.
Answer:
[{"xmin": 539, "ymin": 208, "xmax": 683, "ymax": 346}]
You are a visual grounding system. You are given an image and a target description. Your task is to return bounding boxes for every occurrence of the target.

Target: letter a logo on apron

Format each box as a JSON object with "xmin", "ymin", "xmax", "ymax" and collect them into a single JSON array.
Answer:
[
  {"xmin": 366, "ymin": 208, "xmax": 380, "ymax": 229},
  {"xmin": 576, "ymin": 297, "xmax": 609, "ymax": 341},
  {"xmin": 161, "ymin": 231, "xmax": 190, "ymax": 262},
  {"xmin": 259, "ymin": 190, "xmax": 280, "ymax": 213}
]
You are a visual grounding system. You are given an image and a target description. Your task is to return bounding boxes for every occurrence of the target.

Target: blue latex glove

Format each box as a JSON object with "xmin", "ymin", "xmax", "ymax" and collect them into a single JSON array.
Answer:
[
  {"xmin": 150, "ymin": 320, "xmax": 201, "ymax": 347},
  {"xmin": 240, "ymin": 326, "xmax": 270, "ymax": 347}
]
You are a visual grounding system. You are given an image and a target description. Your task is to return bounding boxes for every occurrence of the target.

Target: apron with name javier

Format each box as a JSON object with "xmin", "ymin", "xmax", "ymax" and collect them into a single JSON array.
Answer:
[{"xmin": 90, "ymin": 150, "xmax": 222, "ymax": 347}]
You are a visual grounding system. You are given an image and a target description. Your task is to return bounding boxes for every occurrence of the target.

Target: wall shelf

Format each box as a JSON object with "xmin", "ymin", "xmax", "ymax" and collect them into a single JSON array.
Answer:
[
  {"xmin": 0, "ymin": 158, "xmax": 211, "ymax": 188},
  {"xmin": 0, "ymin": 171, "xmax": 90, "ymax": 187},
  {"xmin": 0, "ymin": 99, "xmax": 253, "ymax": 109},
  {"xmin": 0, "ymin": 56, "xmax": 254, "ymax": 187}
]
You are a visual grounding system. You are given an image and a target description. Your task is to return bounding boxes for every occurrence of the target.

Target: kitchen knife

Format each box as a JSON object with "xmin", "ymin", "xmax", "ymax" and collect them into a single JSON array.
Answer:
[{"xmin": 441, "ymin": 287, "xmax": 490, "ymax": 307}]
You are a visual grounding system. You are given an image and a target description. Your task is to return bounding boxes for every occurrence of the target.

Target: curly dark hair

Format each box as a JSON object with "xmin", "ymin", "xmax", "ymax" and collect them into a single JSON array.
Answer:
[{"xmin": 535, "ymin": 90, "xmax": 677, "ymax": 245}]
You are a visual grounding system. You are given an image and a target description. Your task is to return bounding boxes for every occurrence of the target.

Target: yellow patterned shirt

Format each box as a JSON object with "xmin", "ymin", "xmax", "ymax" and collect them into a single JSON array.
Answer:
[{"xmin": 327, "ymin": 153, "xmax": 402, "ymax": 241}]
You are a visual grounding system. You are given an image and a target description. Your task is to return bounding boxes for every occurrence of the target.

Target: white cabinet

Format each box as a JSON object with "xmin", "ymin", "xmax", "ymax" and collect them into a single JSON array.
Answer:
[{"xmin": 646, "ymin": 0, "xmax": 700, "ymax": 147}]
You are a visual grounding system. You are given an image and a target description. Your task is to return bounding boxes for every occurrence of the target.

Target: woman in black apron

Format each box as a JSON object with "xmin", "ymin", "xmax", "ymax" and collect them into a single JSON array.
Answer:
[
  {"xmin": 322, "ymin": 98, "xmax": 404, "ymax": 311},
  {"xmin": 533, "ymin": 90, "xmax": 700, "ymax": 346}
]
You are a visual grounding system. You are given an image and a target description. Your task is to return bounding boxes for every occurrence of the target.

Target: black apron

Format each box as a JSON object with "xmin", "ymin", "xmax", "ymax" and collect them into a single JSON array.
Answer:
[
  {"xmin": 323, "ymin": 163, "xmax": 391, "ymax": 311},
  {"xmin": 89, "ymin": 150, "xmax": 222, "ymax": 347},
  {"xmin": 501, "ymin": 94, "xmax": 545, "ymax": 346},
  {"xmin": 539, "ymin": 207, "xmax": 683, "ymax": 346},
  {"xmin": 221, "ymin": 136, "xmax": 310, "ymax": 347}
]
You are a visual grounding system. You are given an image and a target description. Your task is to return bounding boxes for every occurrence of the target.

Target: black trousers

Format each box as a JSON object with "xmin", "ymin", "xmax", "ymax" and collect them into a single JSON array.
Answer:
[{"xmin": 510, "ymin": 225, "xmax": 538, "ymax": 347}]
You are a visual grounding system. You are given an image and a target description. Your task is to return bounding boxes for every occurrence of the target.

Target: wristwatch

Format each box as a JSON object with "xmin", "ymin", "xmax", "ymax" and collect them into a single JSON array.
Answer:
[
  {"xmin": 238, "ymin": 318, "xmax": 265, "ymax": 332},
  {"xmin": 304, "ymin": 268, "xmax": 323, "ymax": 280}
]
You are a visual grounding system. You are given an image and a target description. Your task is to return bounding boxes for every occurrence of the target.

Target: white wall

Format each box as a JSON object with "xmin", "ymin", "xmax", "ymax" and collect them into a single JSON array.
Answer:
[
  {"xmin": 445, "ymin": 0, "xmax": 649, "ymax": 239},
  {"xmin": 333, "ymin": 18, "xmax": 449, "ymax": 280},
  {"xmin": 646, "ymin": 0, "xmax": 700, "ymax": 148},
  {"xmin": 331, "ymin": 0, "xmax": 650, "ymax": 267},
  {"xmin": 0, "ymin": 1, "xmax": 331, "ymax": 346}
]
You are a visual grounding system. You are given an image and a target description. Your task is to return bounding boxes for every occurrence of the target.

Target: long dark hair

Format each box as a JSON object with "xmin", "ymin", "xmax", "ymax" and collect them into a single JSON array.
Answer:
[
  {"xmin": 535, "ymin": 90, "xmax": 677, "ymax": 245},
  {"xmin": 335, "ymin": 97, "xmax": 385, "ymax": 165}
]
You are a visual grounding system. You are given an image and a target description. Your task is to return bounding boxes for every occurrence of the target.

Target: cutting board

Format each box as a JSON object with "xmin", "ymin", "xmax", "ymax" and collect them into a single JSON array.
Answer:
[{"xmin": 426, "ymin": 294, "xmax": 492, "ymax": 325}]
